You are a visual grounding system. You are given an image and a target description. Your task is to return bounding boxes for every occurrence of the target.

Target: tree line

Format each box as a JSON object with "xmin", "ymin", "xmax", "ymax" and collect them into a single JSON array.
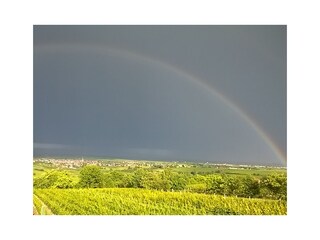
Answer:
[{"xmin": 33, "ymin": 165, "xmax": 287, "ymax": 200}]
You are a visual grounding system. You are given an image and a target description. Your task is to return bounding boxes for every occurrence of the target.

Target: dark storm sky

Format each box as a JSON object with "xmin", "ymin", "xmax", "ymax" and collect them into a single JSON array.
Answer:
[{"xmin": 33, "ymin": 25, "xmax": 286, "ymax": 166}]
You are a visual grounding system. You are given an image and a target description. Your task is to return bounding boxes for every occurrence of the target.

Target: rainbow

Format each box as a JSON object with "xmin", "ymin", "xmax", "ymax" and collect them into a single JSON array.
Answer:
[{"xmin": 35, "ymin": 44, "xmax": 287, "ymax": 165}]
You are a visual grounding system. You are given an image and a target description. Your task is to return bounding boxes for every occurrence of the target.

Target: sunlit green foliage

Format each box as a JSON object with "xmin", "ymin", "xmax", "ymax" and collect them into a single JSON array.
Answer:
[
  {"xmin": 79, "ymin": 165, "xmax": 103, "ymax": 188},
  {"xmin": 33, "ymin": 163, "xmax": 287, "ymax": 215},
  {"xmin": 34, "ymin": 165, "xmax": 287, "ymax": 200},
  {"xmin": 260, "ymin": 174, "xmax": 287, "ymax": 200},
  {"xmin": 33, "ymin": 170, "xmax": 77, "ymax": 189},
  {"xmin": 34, "ymin": 188, "xmax": 286, "ymax": 215}
]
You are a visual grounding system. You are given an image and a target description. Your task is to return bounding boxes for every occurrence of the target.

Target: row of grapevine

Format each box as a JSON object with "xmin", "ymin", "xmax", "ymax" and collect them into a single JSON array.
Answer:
[
  {"xmin": 33, "ymin": 194, "xmax": 53, "ymax": 215},
  {"xmin": 33, "ymin": 194, "xmax": 42, "ymax": 214},
  {"xmin": 34, "ymin": 188, "xmax": 286, "ymax": 215}
]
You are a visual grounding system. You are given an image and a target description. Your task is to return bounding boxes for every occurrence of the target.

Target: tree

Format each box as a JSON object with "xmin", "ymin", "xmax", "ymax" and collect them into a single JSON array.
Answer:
[
  {"xmin": 53, "ymin": 172, "xmax": 77, "ymax": 188},
  {"xmin": 261, "ymin": 174, "xmax": 287, "ymax": 200},
  {"xmin": 79, "ymin": 165, "xmax": 103, "ymax": 188},
  {"xmin": 141, "ymin": 172, "xmax": 162, "ymax": 190},
  {"xmin": 224, "ymin": 176, "xmax": 241, "ymax": 196},
  {"xmin": 103, "ymin": 171, "xmax": 133, "ymax": 188},
  {"xmin": 240, "ymin": 176, "xmax": 261, "ymax": 198},
  {"xmin": 206, "ymin": 175, "xmax": 226, "ymax": 195},
  {"xmin": 33, "ymin": 170, "xmax": 76, "ymax": 189},
  {"xmin": 131, "ymin": 169, "xmax": 149, "ymax": 188},
  {"xmin": 159, "ymin": 169, "xmax": 173, "ymax": 191},
  {"xmin": 140, "ymin": 170, "xmax": 173, "ymax": 191},
  {"xmin": 170, "ymin": 173, "xmax": 187, "ymax": 191}
]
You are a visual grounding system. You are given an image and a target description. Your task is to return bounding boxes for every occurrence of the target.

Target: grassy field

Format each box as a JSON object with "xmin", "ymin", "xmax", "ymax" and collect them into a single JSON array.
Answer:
[
  {"xmin": 169, "ymin": 166, "xmax": 286, "ymax": 176},
  {"xmin": 34, "ymin": 188, "xmax": 286, "ymax": 215}
]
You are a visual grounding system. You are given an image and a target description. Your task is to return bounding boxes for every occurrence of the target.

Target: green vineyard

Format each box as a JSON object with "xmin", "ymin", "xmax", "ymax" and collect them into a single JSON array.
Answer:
[{"xmin": 33, "ymin": 188, "xmax": 287, "ymax": 215}]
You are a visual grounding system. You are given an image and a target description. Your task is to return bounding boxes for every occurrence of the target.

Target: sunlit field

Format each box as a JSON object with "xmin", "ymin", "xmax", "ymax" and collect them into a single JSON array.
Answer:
[
  {"xmin": 33, "ymin": 188, "xmax": 286, "ymax": 215},
  {"xmin": 33, "ymin": 158, "xmax": 286, "ymax": 215}
]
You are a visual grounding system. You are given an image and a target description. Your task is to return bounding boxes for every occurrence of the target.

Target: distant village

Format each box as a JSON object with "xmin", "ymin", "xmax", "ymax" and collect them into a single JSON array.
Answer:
[
  {"xmin": 33, "ymin": 158, "xmax": 194, "ymax": 169},
  {"xmin": 33, "ymin": 158, "xmax": 285, "ymax": 170}
]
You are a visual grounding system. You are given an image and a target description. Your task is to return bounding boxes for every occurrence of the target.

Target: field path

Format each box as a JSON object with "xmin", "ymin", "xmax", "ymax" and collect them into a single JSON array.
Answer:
[
  {"xmin": 33, "ymin": 194, "xmax": 54, "ymax": 215},
  {"xmin": 33, "ymin": 205, "xmax": 38, "ymax": 215}
]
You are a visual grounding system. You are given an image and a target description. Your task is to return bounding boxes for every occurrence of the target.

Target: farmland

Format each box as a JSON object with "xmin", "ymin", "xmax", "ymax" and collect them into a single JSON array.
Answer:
[
  {"xmin": 33, "ymin": 188, "xmax": 286, "ymax": 215},
  {"xmin": 33, "ymin": 158, "xmax": 286, "ymax": 215}
]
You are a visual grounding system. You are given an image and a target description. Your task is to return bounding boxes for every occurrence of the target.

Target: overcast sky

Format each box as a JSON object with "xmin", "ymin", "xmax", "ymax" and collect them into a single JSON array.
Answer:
[{"xmin": 33, "ymin": 25, "xmax": 286, "ymax": 166}]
